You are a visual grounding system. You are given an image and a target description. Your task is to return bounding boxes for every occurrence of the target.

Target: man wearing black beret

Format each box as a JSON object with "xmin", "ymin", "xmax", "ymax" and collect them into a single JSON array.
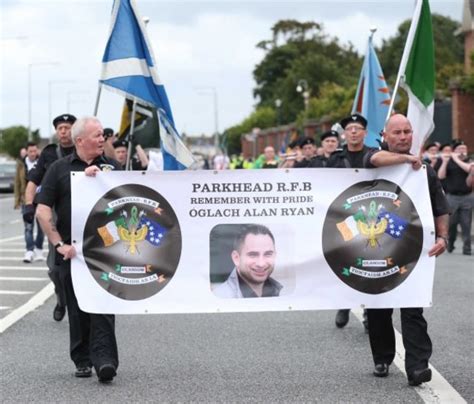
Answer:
[
  {"xmin": 294, "ymin": 137, "xmax": 317, "ymax": 168},
  {"xmin": 328, "ymin": 113, "xmax": 376, "ymax": 331},
  {"xmin": 24, "ymin": 113, "xmax": 77, "ymax": 322},
  {"xmin": 113, "ymin": 139, "xmax": 148, "ymax": 170},
  {"xmin": 312, "ymin": 130, "xmax": 340, "ymax": 167}
]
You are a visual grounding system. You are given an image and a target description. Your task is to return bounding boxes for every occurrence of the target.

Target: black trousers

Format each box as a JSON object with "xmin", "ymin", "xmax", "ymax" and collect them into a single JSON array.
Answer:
[
  {"xmin": 367, "ymin": 308, "xmax": 432, "ymax": 375},
  {"xmin": 55, "ymin": 260, "xmax": 119, "ymax": 372},
  {"xmin": 47, "ymin": 244, "xmax": 66, "ymax": 307}
]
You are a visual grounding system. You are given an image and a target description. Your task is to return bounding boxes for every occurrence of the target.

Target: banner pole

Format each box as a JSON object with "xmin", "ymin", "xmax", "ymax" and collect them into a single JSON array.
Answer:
[
  {"xmin": 93, "ymin": 83, "xmax": 102, "ymax": 116},
  {"xmin": 126, "ymin": 97, "xmax": 138, "ymax": 171}
]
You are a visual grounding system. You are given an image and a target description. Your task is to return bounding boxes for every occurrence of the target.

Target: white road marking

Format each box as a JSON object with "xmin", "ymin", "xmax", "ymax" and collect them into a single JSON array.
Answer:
[
  {"xmin": 8, "ymin": 220, "xmax": 21, "ymax": 224},
  {"xmin": 353, "ymin": 309, "xmax": 467, "ymax": 404},
  {"xmin": 0, "ymin": 282, "xmax": 54, "ymax": 333},
  {"xmin": 0, "ymin": 290, "xmax": 34, "ymax": 295},
  {"xmin": 0, "ymin": 306, "xmax": 12, "ymax": 310},
  {"xmin": 0, "ymin": 235, "xmax": 23, "ymax": 244},
  {"xmin": 0, "ymin": 248, "xmax": 33, "ymax": 252},
  {"xmin": 0, "ymin": 256, "xmax": 34, "ymax": 261},
  {"xmin": 0, "ymin": 266, "xmax": 48, "ymax": 271},
  {"xmin": 0, "ymin": 276, "xmax": 49, "ymax": 281}
]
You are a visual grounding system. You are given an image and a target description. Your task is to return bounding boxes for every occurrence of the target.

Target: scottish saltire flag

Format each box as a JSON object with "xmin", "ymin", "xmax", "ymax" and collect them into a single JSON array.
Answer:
[
  {"xmin": 352, "ymin": 32, "xmax": 391, "ymax": 148},
  {"xmin": 100, "ymin": 0, "xmax": 193, "ymax": 170},
  {"xmin": 377, "ymin": 210, "xmax": 408, "ymax": 239},
  {"xmin": 398, "ymin": 0, "xmax": 435, "ymax": 155},
  {"xmin": 138, "ymin": 217, "xmax": 168, "ymax": 247}
]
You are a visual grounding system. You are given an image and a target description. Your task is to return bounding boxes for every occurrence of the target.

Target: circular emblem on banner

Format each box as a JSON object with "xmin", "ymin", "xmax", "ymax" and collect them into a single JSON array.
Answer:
[
  {"xmin": 83, "ymin": 184, "xmax": 181, "ymax": 301},
  {"xmin": 322, "ymin": 180, "xmax": 422, "ymax": 294}
]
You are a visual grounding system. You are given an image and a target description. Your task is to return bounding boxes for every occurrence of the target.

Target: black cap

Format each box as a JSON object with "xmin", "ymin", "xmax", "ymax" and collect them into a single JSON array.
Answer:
[
  {"xmin": 340, "ymin": 113, "xmax": 367, "ymax": 129},
  {"xmin": 424, "ymin": 142, "xmax": 438, "ymax": 150},
  {"xmin": 451, "ymin": 140, "xmax": 465, "ymax": 151},
  {"xmin": 52, "ymin": 114, "xmax": 76, "ymax": 128},
  {"xmin": 320, "ymin": 130, "xmax": 339, "ymax": 141},
  {"xmin": 103, "ymin": 128, "xmax": 114, "ymax": 137},
  {"xmin": 113, "ymin": 140, "xmax": 128, "ymax": 149},
  {"xmin": 299, "ymin": 137, "xmax": 315, "ymax": 147}
]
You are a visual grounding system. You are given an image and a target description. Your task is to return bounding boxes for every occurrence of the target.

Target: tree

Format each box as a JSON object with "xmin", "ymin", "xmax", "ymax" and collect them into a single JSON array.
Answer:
[
  {"xmin": 0, "ymin": 126, "xmax": 40, "ymax": 158},
  {"xmin": 224, "ymin": 107, "xmax": 276, "ymax": 155},
  {"xmin": 253, "ymin": 20, "xmax": 361, "ymax": 123},
  {"xmin": 377, "ymin": 14, "xmax": 464, "ymax": 95},
  {"xmin": 298, "ymin": 83, "xmax": 356, "ymax": 125}
]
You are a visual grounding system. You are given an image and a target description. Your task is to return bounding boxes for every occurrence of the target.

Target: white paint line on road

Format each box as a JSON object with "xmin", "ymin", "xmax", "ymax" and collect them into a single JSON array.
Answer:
[
  {"xmin": 353, "ymin": 309, "xmax": 467, "ymax": 404},
  {"xmin": 0, "ymin": 242, "xmax": 27, "ymax": 246},
  {"xmin": 0, "ymin": 290, "xmax": 34, "ymax": 295},
  {"xmin": 0, "ymin": 256, "xmax": 34, "ymax": 261},
  {"xmin": 8, "ymin": 220, "xmax": 21, "ymax": 224},
  {"xmin": 0, "ymin": 235, "xmax": 23, "ymax": 244},
  {"xmin": 0, "ymin": 282, "xmax": 54, "ymax": 333},
  {"xmin": 0, "ymin": 248, "xmax": 32, "ymax": 252},
  {"xmin": 0, "ymin": 276, "xmax": 49, "ymax": 281},
  {"xmin": 0, "ymin": 306, "xmax": 12, "ymax": 310},
  {"xmin": 0, "ymin": 266, "xmax": 48, "ymax": 271}
]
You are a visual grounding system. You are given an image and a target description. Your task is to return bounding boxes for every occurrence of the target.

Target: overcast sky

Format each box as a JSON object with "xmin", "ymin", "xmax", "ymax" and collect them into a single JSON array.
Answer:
[{"xmin": 0, "ymin": 0, "xmax": 463, "ymax": 139}]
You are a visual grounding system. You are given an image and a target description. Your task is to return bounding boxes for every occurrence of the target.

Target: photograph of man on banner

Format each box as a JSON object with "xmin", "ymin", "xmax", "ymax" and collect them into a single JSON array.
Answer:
[{"xmin": 211, "ymin": 224, "xmax": 292, "ymax": 299}]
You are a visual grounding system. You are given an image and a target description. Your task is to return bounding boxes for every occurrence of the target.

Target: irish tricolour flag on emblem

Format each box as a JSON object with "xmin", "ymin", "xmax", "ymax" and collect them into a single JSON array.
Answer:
[{"xmin": 398, "ymin": 0, "xmax": 435, "ymax": 155}]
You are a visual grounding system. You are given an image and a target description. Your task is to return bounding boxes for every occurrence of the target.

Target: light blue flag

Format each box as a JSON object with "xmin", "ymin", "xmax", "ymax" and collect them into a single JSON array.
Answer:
[
  {"xmin": 352, "ymin": 33, "xmax": 391, "ymax": 148},
  {"xmin": 100, "ymin": 0, "xmax": 193, "ymax": 170}
]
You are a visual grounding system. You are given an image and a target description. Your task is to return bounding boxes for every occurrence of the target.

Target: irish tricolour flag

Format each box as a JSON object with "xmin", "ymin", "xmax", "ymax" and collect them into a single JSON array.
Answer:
[{"xmin": 398, "ymin": 0, "xmax": 435, "ymax": 155}]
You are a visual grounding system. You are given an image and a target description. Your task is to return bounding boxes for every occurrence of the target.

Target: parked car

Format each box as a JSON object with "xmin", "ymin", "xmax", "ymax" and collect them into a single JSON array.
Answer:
[{"xmin": 0, "ymin": 161, "xmax": 16, "ymax": 193}]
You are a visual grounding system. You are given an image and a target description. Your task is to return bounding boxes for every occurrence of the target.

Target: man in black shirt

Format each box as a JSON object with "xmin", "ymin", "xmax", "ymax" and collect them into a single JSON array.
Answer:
[
  {"xmin": 312, "ymin": 130, "xmax": 340, "ymax": 167},
  {"xmin": 113, "ymin": 139, "xmax": 148, "ymax": 170},
  {"xmin": 294, "ymin": 137, "xmax": 317, "ymax": 168},
  {"xmin": 437, "ymin": 140, "xmax": 472, "ymax": 255},
  {"xmin": 24, "ymin": 113, "xmax": 76, "ymax": 322},
  {"xmin": 328, "ymin": 113, "xmax": 374, "ymax": 330},
  {"xmin": 364, "ymin": 113, "xmax": 449, "ymax": 386},
  {"xmin": 36, "ymin": 116, "xmax": 121, "ymax": 383}
]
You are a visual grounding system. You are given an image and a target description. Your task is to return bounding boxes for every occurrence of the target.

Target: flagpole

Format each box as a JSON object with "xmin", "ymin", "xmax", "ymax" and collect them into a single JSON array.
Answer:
[
  {"xmin": 93, "ymin": 83, "xmax": 102, "ymax": 116},
  {"xmin": 126, "ymin": 97, "xmax": 138, "ymax": 171},
  {"xmin": 384, "ymin": 0, "xmax": 423, "ymax": 124}
]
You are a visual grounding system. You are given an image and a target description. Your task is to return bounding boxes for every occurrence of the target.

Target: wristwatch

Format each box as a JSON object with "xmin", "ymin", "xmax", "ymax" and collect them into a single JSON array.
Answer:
[
  {"xmin": 437, "ymin": 236, "xmax": 448, "ymax": 246},
  {"xmin": 55, "ymin": 241, "xmax": 65, "ymax": 250}
]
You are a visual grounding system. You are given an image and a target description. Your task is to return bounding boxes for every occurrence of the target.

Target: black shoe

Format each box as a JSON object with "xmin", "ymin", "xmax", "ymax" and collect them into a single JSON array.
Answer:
[
  {"xmin": 75, "ymin": 366, "xmax": 92, "ymax": 378},
  {"xmin": 98, "ymin": 364, "xmax": 116, "ymax": 383},
  {"xmin": 408, "ymin": 368, "xmax": 432, "ymax": 386},
  {"xmin": 53, "ymin": 304, "xmax": 66, "ymax": 322},
  {"xmin": 463, "ymin": 251, "xmax": 471, "ymax": 256},
  {"xmin": 447, "ymin": 245, "xmax": 454, "ymax": 253},
  {"xmin": 373, "ymin": 363, "xmax": 389, "ymax": 377},
  {"xmin": 335, "ymin": 309, "xmax": 350, "ymax": 328},
  {"xmin": 363, "ymin": 320, "xmax": 369, "ymax": 334}
]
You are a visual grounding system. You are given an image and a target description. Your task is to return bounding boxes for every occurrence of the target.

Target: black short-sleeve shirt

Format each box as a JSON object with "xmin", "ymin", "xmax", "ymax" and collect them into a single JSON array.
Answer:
[
  {"xmin": 327, "ymin": 146, "xmax": 375, "ymax": 169},
  {"xmin": 364, "ymin": 149, "xmax": 449, "ymax": 218},
  {"xmin": 36, "ymin": 151, "xmax": 121, "ymax": 242},
  {"xmin": 27, "ymin": 144, "xmax": 75, "ymax": 185},
  {"xmin": 444, "ymin": 157, "xmax": 472, "ymax": 195}
]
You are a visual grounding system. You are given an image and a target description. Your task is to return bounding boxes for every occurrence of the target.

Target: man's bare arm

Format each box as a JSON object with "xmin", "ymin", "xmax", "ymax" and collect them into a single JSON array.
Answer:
[
  {"xmin": 36, "ymin": 204, "xmax": 76, "ymax": 259},
  {"xmin": 369, "ymin": 151, "xmax": 422, "ymax": 170},
  {"xmin": 24, "ymin": 181, "xmax": 38, "ymax": 205},
  {"xmin": 428, "ymin": 214, "xmax": 449, "ymax": 257}
]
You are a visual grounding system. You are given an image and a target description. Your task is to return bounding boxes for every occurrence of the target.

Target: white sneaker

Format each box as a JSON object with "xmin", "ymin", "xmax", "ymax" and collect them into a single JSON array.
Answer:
[
  {"xmin": 23, "ymin": 250, "xmax": 34, "ymax": 263},
  {"xmin": 33, "ymin": 248, "xmax": 46, "ymax": 262}
]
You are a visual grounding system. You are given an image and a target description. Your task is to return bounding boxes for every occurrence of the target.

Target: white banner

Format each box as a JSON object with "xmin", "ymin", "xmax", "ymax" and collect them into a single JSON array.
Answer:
[{"xmin": 71, "ymin": 166, "xmax": 436, "ymax": 314}]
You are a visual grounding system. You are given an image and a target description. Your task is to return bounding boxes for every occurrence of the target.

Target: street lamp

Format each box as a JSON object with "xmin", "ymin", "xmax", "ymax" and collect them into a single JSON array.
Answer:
[
  {"xmin": 66, "ymin": 90, "xmax": 90, "ymax": 112},
  {"xmin": 28, "ymin": 62, "xmax": 59, "ymax": 140},
  {"xmin": 48, "ymin": 80, "xmax": 76, "ymax": 139},
  {"xmin": 196, "ymin": 87, "xmax": 219, "ymax": 150},
  {"xmin": 296, "ymin": 79, "xmax": 310, "ymax": 110},
  {"xmin": 274, "ymin": 98, "xmax": 282, "ymax": 126}
]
